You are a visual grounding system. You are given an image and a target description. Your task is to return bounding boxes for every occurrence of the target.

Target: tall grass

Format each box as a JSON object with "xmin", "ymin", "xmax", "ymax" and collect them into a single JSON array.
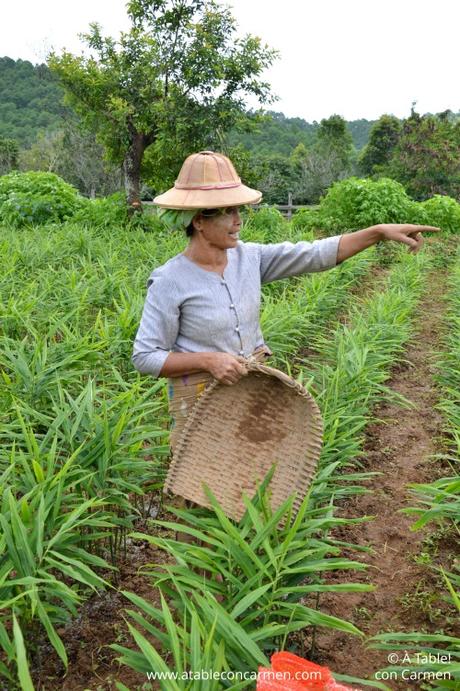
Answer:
[
  {"xmin": 0, "ymin": 222, "xmax": 176, "ymax": 683},
  {"xmin": 113, "ymin": 481, "xmax": 374, "ymax": 688}
]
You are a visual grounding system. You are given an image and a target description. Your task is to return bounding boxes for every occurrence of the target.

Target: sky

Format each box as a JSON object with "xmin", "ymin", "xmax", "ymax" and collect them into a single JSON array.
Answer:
[{"xmin": 2, "ymin": 0, "xmax": 459, "ymax": 122}]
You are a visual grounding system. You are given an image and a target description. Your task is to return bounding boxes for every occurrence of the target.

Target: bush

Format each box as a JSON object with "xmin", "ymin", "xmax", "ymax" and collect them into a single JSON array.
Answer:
[
  {"xmin": 74, "ymin": 193, "xmax": 165, "ymax": 232},
  {"xmin": 129, "ymin": 208, "xmax": 165, "ymax": 233},
  {"xmin": 420, "ymin": 195, "xmax": 460, "ymax": 234},
  {"xmin": 73, "ymin": 192, "xmax": 128, "ymax": 228},
  {"xmin": 290, "ymin": 207, "xmax": 321, "ymax": 232},
  {"xmin": 317, "ymin": 177, "xmax": 421, "ymax": 234},
  {"xmin": 242, "ymin": 206, "xmax": 286, "ymax": 243},
  {"xmin": 0, "ymin": 171, "xmax": 85, "ymax": 227}
]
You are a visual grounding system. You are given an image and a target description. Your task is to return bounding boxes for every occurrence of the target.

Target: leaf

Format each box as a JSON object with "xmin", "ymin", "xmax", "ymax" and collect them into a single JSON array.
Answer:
[
  {"xmin": 4, "ymin": 493, "xmax": 35, "ymax": 576},
  {"xmin": 0, "ymin": 620, "xmax": 14, "ymax": 660},
  {"xmin": 36, "ymin": 601, "xmax": 68, "ymax": 667},
  {"xmin": 32, "ymin": 461, "xmax": 44, "ymax": 484},
  {"xmin": 277, "ymin": 602, "xmax": 364, "ymax": 637},
  {"xmin": 160, "ymin": 593, "xmax": 183, "ymax": 676},
  {"xmin": 13, "ymin": 614, "xmax": 35, "ymax": 691},
  {"xmin": 126, "ymin": 622, "xmax": 180, "ymax": 690},
  {"xmin": 230, "ymin": 584, "xmax": 271, "ymax": 619},
  {"xmin": 202, "ymin": 486, "xmax": 270, "ymax": 577},
  {"xmin": 193, "ymin": 591, "xmax": 269, "ymax": 667},
  {"xmin": 442, "ymin": 570, "xmax": 460, "ymax": 612}
]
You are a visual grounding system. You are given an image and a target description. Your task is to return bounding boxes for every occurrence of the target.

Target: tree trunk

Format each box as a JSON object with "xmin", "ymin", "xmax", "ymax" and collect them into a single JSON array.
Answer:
[{"xmin": 123, "ymin": 132, "xmax": 147, "ymax": 216}]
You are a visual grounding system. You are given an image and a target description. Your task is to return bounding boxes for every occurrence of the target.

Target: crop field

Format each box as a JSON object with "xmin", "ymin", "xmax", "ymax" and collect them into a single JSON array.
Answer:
[{"xmin": 0, "ymin": 209, "xmax": 459, "ymax": 691}]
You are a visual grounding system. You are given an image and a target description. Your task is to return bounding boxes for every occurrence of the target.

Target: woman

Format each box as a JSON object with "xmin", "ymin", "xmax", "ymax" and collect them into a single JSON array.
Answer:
[{"xmin": 132, "ymin": 150, "xmax": 438, "ymax": 453}]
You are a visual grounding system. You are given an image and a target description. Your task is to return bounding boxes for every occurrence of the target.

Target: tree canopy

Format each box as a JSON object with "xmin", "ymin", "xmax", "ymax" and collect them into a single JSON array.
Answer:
[
  {"xmin": 359, "ymin": 114, "xmax": 402, "ymax": 176},
  {"xmin": 48, "ymin": 0, "xmax": 278, "ymax": 208},
  {"xmin": 0, "ymin": 136, "xmax": 19, "ymax": 174},
  {"xmin": 3, "ymin": 50, "xmax": 459, "ymax": 206},
  {"xmin": 358, "ymin": 110, "xmax": 460, "ymax": 200},
  {"xmin": 385, "ymin": 110, "xmax": 460, "ymax": 200}
]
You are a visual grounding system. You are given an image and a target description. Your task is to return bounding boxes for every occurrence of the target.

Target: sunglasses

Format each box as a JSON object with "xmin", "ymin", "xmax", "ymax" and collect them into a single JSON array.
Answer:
[{"xmin": 200, "ymin": 206, "xmax": 246, "ymax": 217}]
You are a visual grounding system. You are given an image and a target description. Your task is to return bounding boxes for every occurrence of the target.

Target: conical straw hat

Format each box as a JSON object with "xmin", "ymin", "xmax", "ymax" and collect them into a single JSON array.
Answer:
[
  {"xmin": 154, "ymin": 151, "xmax": 262, "ymax": 210},
  {"xmin": 164, "ymin": 360, "xmax": 323, "ymax": 521}
]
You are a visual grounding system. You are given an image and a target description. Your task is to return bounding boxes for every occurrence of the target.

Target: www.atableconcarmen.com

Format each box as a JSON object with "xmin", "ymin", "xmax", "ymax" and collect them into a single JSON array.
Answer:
[
  {"xmin": 145, "ymin": 669, "xmax": 326, "ymax": 682},
  {"xmin": 374, "ymin": 651, "xmax": 453, "ymax": 683},
  {"xmin": 144, "ymin": 653, "xmax": 454, "ymax": 684}
]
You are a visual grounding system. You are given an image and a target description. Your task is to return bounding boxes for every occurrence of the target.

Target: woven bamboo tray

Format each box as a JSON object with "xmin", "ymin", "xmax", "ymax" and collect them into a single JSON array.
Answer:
[{"xmin": 164, "ymin": 360, "xmax": 323, "ymax": 521}]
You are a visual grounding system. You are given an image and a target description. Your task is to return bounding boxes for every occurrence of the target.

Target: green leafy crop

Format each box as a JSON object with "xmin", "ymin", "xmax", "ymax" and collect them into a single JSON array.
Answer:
[{"xmin": 0, "ymin": 171, "xmax": 85, "ymax": 228}]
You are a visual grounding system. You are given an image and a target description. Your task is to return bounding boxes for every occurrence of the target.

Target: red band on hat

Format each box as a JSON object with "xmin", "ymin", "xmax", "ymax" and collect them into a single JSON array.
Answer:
[{"xmin": 174, "ymin": 180, "xmax": 241, "ymax": 191}]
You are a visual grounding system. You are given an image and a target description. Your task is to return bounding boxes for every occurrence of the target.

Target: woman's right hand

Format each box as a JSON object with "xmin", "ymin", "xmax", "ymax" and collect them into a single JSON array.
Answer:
[{"xmin": 204, "ymin": 352, "xmax": 247, "ymax": 385}]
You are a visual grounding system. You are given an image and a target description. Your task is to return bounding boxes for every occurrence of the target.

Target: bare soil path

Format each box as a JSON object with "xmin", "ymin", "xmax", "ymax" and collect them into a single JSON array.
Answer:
[{"xmin": 310, "ymin": 269, "xmax": 460, "ymax": 689}]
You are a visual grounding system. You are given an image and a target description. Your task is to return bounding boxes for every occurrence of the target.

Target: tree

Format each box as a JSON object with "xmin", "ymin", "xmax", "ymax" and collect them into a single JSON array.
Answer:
[
  {"xmin": 359, "ymin": 114, "xmax": 401, "ymax": 176},
  {"xmin": 290, "ymin": 144, "xmax": 348, "ymax": 204},
  {"xmin": 19, "ymin": 130, "xmax": 65, "ymax": 173},
  {"xmin": 0, "ymin": 137, "xmax": 19, "ymax": 174},
  {"xmin": 314, "ymin": 114, "xmax": 355, "ymax": 173},
  {"xmin": 48, "ymin": 0, "xmax": 277, "ymax": 212},
  {"xmin": 384, "ymin": 110, "xmax": 460, "ymax": 200},
  {"xmin": 56, "ymin": 121, "xmax": 123, "ymax": 198},
  {"xmin": 252, "ymin": 153, "xmax": 297, "ymax": 205},
  {"xmin": 288, "ymin": 117, "xmax": 356, "ymax": 203},
  {"xmin": 19, "ymin": 121, "xmax": 123, "ymax": 197},
  {"xmin": 0, "ymin": 58, "xmax": 65, "ymax": 147}
]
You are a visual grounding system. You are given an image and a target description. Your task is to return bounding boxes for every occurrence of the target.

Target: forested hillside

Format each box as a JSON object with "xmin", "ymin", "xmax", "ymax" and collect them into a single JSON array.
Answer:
[
  {"xmin": 0, "ymin": 57, "xmax": 64, "ymax": 145},
  {"xmin": 0, "ymin": 57, "xmax": 373, "ymax": 153},
  {"xmin": 229, "ymin": 112, "xmax": 373, "ymax": 154}
]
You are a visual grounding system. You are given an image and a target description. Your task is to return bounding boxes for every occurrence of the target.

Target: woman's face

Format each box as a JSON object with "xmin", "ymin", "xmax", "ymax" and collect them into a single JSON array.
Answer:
[{"xmin": 193, "ymin": 207, "xmax": 242, "ymax": 249}]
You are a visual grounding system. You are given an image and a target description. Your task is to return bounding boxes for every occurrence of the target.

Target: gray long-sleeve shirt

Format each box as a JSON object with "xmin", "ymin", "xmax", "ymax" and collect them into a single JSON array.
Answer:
[{"xmin": 132, "ymin": 236, "xmax": 342, "ymax": 377}]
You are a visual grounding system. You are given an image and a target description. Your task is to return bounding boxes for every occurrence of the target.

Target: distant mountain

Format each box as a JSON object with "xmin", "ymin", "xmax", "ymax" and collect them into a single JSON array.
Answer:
[
  {"xmin": 0, "ymin": 57, "xmax": 65, "ymax": 146},
  {"xmin": 229, "ymin": 111, "xmax": 374, "ymax": 154},
  {"xmin": 0, "ymin": 56, "xmax": 375, "ymax": 152}
]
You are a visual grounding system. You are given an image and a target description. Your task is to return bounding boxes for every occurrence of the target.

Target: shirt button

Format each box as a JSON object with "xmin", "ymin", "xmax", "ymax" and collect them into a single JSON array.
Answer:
[
  {"xmin": 221, "ymin": 280, "xmax": 226, "ymax": 285},
  {"xmin": 239, "ymin": 350, "xmax": 244, "ymax": 356},
  {"xmin": 229, "ymin": 303, "xmax": 235, "ymax": 308},
  {"xmin": 235, "ymin": 326, "xmax": 240, "ymax": 332}
]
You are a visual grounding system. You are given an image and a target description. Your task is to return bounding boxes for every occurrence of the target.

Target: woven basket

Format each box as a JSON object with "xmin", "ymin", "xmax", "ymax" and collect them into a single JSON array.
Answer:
[{"xmin": 164, "ymin": 361, "xmax": 323, "ymax": 521}]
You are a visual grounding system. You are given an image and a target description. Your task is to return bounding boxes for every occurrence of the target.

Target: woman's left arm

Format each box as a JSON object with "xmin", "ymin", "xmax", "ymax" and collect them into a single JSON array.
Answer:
[{"xmin": 336, "ymin": 224, "xmax": 440, "ymax": 263}]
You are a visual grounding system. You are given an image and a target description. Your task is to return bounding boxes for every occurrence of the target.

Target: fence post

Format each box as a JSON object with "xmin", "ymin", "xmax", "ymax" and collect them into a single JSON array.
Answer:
[{"xmin": 287, "ymin": 191, "xmax": 293, "ymax": 220}]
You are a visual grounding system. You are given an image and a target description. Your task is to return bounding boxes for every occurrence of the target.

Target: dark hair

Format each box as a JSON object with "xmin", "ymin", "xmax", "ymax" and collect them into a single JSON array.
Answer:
[{"xmin": 186, "ymin": 221, "xmax": 195, "ymax": 237}]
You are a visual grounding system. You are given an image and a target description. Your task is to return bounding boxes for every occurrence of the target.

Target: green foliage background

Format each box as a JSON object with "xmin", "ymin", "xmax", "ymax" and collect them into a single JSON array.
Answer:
[
  {"xmin": 0, "ymin": 58, "xmax": 373, "ymax": 154},
  {"xmin": 0, "ymin": 58, "xmax": 64, "ymax": 146},
  {"xmin": 1, "ymin": 56, "xmax": 460, "ymax": 205}
]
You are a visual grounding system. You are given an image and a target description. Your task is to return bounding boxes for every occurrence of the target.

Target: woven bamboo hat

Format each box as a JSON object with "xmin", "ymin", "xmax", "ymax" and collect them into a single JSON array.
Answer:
[
  {"xmin": 153, "ymin": 151, "xmax": 262, "ymax": 210},
  {"xmin": 165, "ymin": 360, "xmax": 323, "ymax": 521}
]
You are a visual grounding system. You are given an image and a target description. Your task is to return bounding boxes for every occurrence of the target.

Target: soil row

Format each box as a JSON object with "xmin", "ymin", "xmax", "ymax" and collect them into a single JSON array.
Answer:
[{"xmin": 312, "ymin": 267, "xmax": 460, "ymax": 689}]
